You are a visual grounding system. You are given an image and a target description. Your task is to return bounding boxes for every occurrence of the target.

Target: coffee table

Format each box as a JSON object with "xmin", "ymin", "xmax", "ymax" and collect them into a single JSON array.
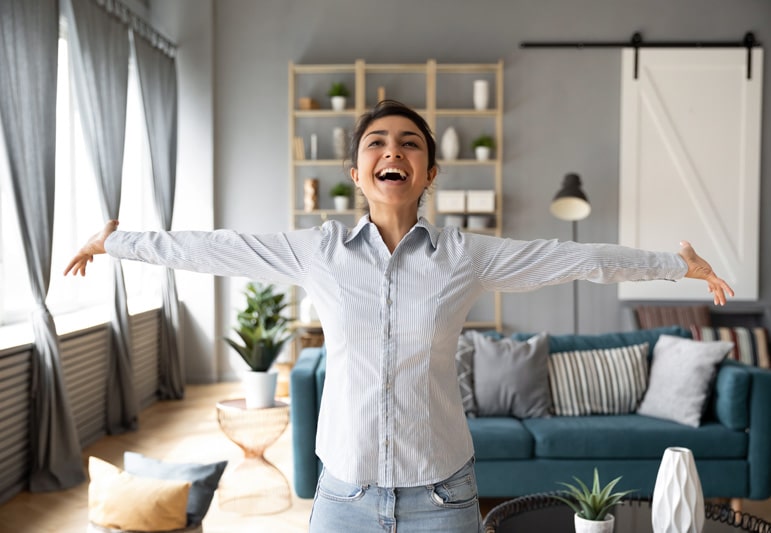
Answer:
[{"xmin": 482, "ymin": 493, "xmax": 771, "ymax": 532}]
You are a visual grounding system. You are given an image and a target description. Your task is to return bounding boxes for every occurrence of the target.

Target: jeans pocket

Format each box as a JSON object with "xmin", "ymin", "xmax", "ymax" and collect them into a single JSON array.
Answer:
[
  {"xmin": 429, "ymin": 471, "xmax": 478, "ymax": 509},
  {"xmin": 317, "ymin": 469, "xmax": 368, "ymax": 503}
]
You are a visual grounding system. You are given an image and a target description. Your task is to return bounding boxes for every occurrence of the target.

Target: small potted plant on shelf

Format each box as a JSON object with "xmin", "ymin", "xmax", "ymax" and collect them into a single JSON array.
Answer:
[
  {"xmin": 472, "ymin": 133, "xmax": 495, "ymax": 161},
  {"xmin": 330, "ymin": 181, "xmax": 353, "ymax": 211},
  {"xmin": 328, "ymin": 81, "xmax": 350, "ymax": 111},
  {"xmin": 554, "ymin": 468, "xmax": 633, "ymax": 533},
  {"xmin": 224, "ymin": 282, "xmax": 294, "ymax": 409}
]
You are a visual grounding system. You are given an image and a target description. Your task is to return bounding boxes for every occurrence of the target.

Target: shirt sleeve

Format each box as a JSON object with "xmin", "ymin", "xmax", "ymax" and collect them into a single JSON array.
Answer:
[
  {"xmin": 104, "ymin": 227, "xmax": 322, "ymax": 286},
  {"xmin": 465, "ymin": 234, "xmax": 688, "ymax": 293}
]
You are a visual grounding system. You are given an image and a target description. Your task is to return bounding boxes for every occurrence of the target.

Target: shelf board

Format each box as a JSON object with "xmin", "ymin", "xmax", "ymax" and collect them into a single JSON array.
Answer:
[
  {"xmin": 294, "ymin": 159, "xmax": 348, "ymax": 167},
  {"xmin": 293, "ymin": 209, "xmax": 358, "ymax": 216},
  {"xmin": 294, "ymin": 110, "xmax": 357, "ymax": 118},
  {"xmin": 435, "ymin": 109, "xmax": 499, "ymax": 117}
]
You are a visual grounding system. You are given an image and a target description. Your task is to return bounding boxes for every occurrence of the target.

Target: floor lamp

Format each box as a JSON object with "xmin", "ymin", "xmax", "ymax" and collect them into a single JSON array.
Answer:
[{"xmin": 549, "ymin": 173, "xmax": 591, "ymax": 334}]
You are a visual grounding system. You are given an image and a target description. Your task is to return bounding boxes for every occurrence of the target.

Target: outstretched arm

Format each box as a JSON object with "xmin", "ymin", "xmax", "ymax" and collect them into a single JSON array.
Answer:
[
  {"xmin": 678, "ymin": 240, "xmax": 734, "ymax": 306},
  {"xmin": 63, "ymin": 219, "xmax": 119, "ymax": 276}
]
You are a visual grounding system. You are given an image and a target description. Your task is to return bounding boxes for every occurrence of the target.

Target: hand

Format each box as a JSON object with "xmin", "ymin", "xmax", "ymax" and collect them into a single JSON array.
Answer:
[
  {"xmin": 63, "ymin": 220, "xmax": 119, "ymax": 277},
  {"xmin": 678, "ymin": 240, "xmax": 735, "ymax": 306}
]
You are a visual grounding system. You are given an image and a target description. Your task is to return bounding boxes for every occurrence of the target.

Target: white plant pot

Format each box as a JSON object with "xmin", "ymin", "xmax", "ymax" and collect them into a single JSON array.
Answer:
[
  {"xmin": 242, "ymin": 370, "xmax": 278, "ymax": 409},
  {"xmin": 651, "ymin": 447, "xmax": 705, "ymax": 533},
  {"xmin": 575, "ymin": 513, "xmax": 615, "ymax": 533},
  {"xmin": 334, "ymin": 195, "xmax": 350, "ymax": 211},
  {"xmin": 475, "ymin": 146, "xmax": 491, "ymax": 161},
  {"xmin": 330, "ymin": 95, "xmax": 346, "ymax": 111}
]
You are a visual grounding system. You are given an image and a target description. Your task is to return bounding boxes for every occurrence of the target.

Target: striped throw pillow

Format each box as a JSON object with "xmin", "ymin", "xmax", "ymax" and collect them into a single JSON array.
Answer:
[
  {"xmin": 692, "ymin": 326, "xmax": 769, "ymax": 368},
  {"xmin": 548, "ymin": 343, "xmax": 649, "ymax": 416}
]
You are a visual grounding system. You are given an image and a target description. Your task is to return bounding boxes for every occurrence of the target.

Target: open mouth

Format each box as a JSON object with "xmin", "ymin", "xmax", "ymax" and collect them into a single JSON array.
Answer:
[{"xmin": 376, "ymin": 168, "xmax": 408, "ymax": 182}]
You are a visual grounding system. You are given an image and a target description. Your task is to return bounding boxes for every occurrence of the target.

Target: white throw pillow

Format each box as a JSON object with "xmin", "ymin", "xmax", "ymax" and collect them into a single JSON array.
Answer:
[{"xmin": 637, "ymin": 334, "xmax": 733, "ymax": 427}]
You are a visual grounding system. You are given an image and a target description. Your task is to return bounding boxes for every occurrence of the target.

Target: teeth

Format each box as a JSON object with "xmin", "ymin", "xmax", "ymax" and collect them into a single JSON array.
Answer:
[{"xmin": 376, "ymin": 168, "xmax": 407, "ymax": 180}]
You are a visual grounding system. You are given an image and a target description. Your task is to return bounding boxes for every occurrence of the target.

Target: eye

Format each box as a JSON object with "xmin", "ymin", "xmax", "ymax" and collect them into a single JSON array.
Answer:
[
  {"xmin": 403, "ymin": 141, "xmax": 418, "ymax": 148},
  {"xmin": 367, "ymin": 139, "xmax": 383, "ymax": 147}
]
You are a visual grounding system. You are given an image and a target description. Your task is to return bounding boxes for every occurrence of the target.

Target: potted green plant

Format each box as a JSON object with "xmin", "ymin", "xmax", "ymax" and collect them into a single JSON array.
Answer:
[
  {"xmin": 330, "ymin": 181, "xmax": 353, "ymax": 211},
  {"xmin": 554, "ymin": 468, "xmax": 633, "ymax": 533},
  {"xmin": 328, "ymin": 81, "xmax": 350, "ymax": 111},
  {"xmin": 472, "ymin": 134, "xmax": 495, "ymax": 161},
  {"xmin": 224, "ymin": 282, "xmax": 294, "ymax": 408}
]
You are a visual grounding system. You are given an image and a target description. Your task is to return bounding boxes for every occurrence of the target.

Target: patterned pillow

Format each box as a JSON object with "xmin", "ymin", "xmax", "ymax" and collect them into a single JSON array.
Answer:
[
  {"xmin": 549, "ymin": 343, "xmax": 649, "ymax": 416},
  {"xmin": 455, "ymin": 333, "xmax": 477, "ymax": 417}
]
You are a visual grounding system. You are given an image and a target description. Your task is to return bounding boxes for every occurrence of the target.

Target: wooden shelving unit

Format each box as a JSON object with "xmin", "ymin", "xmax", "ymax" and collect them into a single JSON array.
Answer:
[{"xmin": 287, "ymin": 59, "xmax": 504, "ymax": 357}]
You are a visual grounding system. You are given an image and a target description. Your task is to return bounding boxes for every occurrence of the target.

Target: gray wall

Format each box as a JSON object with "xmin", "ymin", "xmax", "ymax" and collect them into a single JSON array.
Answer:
[{"xmin": 155, "ymin": 0, "xmax": 771, "ymax": 382}]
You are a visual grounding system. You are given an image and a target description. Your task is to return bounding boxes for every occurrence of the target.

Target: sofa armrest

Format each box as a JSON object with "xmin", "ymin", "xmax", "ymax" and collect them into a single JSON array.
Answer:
[
  {"xmin": 290, "ymin": 347, "xmax": 325, "ymax": 498},
  {"xmin": 747, "ymin": 365, "xmax": 771, "ymax": 499}
]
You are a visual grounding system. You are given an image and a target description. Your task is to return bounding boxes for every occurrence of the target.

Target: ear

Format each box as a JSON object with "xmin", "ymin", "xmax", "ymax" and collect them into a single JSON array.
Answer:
[
  {"xmin": 350, "ymin": 166, "xmax": 359, "ymax": 185},
  {"xmin": 426, "ymin": 166, "xmax": 437, "ymax": 185}
]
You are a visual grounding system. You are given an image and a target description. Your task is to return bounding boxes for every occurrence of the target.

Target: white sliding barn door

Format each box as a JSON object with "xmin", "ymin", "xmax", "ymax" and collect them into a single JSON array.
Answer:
[{"xmin": 618, "ymin": 48, "xmax": 762, "ymax": 301}]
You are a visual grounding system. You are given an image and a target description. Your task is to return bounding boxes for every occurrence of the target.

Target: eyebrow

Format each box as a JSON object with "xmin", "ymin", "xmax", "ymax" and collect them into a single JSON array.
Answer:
[{"xmin": 364, "ymin": 129, "xmax": 424, "ymax": 140}]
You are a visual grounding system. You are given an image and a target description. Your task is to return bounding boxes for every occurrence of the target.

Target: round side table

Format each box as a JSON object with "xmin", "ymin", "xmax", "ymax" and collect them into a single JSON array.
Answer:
[{"xmin": 216, "ymin": 399, "xmax": 291, "ymax": 515}]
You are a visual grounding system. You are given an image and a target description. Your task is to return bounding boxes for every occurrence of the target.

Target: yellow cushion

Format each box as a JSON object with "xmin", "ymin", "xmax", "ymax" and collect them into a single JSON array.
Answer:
[{"xmin": 88, "ymin": 456, "xmax": 191, "ymax": 532}]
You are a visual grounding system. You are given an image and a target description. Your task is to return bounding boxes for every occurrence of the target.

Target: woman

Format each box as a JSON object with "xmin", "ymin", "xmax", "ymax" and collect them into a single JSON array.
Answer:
[{"xmin": 66, "ymin": 100, "xmax": 733, "ymax": 533}]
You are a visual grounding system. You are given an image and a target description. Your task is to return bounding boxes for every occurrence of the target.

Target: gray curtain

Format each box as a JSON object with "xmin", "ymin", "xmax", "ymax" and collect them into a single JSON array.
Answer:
[
  {"xmin": 133, "ymin": 34, "xmax": 183, "ymax": 399},
  {"xmin": 0, "ymin": 0, "xmax": 86, "ymax": 490},
  {"xmin": 63, "ymin": 0, "xmax": 137, "ymax": 432}
]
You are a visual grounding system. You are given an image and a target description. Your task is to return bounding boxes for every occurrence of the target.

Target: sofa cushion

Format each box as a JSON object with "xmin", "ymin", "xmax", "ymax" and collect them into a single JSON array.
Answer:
[
  {"xmin": 637, "ymin": 334, "xmax": 733, "ymax": 427},
  {"xmin": 522, "ymin": 415, "xmax": 747, "ymax": 459},
  {"xmin": 511, "ymin": 326, "xmax": 691, "ymax": 356},
  {"xmin": 471, "ymin": 331, "xmax": 551, "ymax": 418},
  {"xmin": 549, "ymin": 343, "xmax": 649, "ymax": 416},
  {"xmin": 466, "ymin": 417, "xmax": 534, "ymax": 460},
  {"xmin": 709, "ymin": 361, "xmax": 751, "ymax": 430}
]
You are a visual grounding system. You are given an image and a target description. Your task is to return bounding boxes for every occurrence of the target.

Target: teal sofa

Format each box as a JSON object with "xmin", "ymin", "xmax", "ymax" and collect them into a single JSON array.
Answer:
[{"xmin": 290, "ymin": 326, "xmax": 771, "ymax": 500}]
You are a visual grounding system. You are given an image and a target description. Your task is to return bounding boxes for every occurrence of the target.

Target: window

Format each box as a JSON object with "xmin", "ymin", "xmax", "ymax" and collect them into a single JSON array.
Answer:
[{"xmin": 0, "ymin": 32, "xmax": 161, "ymax": 327}]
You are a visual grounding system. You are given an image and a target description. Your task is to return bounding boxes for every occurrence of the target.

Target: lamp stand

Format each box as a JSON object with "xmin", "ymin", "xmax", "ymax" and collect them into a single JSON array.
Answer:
[{"xmin": 572, "ymin": 220, "xmax": 578, "ymax": 335}]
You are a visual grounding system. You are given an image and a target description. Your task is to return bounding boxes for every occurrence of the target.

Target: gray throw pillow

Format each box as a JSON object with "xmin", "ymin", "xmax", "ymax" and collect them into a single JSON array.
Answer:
[
  {"xmin": 123, "ymin": 451, "xmax": 227, "ymax": 526},
  {"xmin": 471, "ymin": 331, "xmax": 551, "ymax": 418},
  {"xmin": 637, "ymin": 334, "xmax": 733, "ymax": 427}
]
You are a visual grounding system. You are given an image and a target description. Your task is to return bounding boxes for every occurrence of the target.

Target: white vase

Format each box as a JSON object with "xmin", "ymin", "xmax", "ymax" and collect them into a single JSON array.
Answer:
[
  {"xmin": 330, "ymin": 95, "xmax": 346, "ymax": 111},
  {"xmin": 473, "ymin": 79, "xmax": 489, "ymax": 110},
  {"xmin": 441, "ymin": 127, "xmax": 460, "ymax": 161},
  {"xmin": 575, "ymin": 513, "xmax": 615, "ymax": 533},
  {"xmin": 475, "ymin": 146, "xmax": 491, "ymax": 161},
  {"xmin": 651, "ymin": 447, "xmax": 705, "ymax": 533},
  {"xmin": 242, "ymin": 370, "xmax": 278, "ymax": 409},
  {"xmin": 299, "ymin": 295, "xmax": 318, "ymax": 323},
  {"xmin": 333, "ymin": 127, "xmax": 347, "ymax": 159},
  {"xmin": 334, "ymin": 195, "xmax": 350, "ymax": 211}
]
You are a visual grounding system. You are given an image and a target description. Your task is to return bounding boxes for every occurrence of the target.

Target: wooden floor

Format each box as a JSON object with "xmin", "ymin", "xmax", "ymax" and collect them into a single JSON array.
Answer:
[{"xmin": 1, "ymin": 381, "xmax": 770, "ymax": 533}]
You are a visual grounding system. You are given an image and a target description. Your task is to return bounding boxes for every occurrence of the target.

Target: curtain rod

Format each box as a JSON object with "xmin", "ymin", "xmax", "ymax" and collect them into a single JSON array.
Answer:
[
  {"xmin": 520, "ymin": 32, "xmax": 759, "ymax": 80},
  {"xmin": 95, "ymin": 0, "xmax": 176, "ymax": 57}
]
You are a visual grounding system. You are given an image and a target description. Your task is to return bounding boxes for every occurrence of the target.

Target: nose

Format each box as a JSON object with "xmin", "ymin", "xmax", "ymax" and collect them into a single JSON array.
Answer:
[{"xmin": 384, "ymin": 142, "xmax": 403, "ymax": 159}]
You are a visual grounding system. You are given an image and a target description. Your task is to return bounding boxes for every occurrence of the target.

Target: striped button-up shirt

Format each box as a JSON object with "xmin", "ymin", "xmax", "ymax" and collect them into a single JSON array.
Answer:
[{"xmin": 105, "ymin": 215, "xmax": 687, "ymax": 488}]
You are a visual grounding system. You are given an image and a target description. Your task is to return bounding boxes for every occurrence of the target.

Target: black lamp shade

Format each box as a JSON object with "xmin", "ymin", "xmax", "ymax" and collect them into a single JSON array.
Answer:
[{"xmin": 550, "ymin": 173, "xmax": 591, "ymax": 221}]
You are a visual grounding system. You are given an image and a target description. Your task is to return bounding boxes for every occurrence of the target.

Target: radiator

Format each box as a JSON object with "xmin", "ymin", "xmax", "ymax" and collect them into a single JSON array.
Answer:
[
  {"xmin": 130, "ymin": 308, "xmax": 160, "ymax": 409},
  {"xmin": 0, "ymin": 347, "xmax": 32, "ymax": 504}
]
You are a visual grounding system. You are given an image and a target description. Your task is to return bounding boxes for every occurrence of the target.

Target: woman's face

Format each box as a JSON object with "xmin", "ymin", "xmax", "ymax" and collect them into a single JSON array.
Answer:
[{"xmin": 350, "ymin": 115, "xmax": 437, "ymax": 213}]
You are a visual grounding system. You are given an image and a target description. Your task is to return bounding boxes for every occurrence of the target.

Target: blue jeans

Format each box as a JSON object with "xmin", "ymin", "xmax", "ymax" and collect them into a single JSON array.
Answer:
[{"xmin": 309, "ymin": 458, "xmax": 483, "ymax": 533}]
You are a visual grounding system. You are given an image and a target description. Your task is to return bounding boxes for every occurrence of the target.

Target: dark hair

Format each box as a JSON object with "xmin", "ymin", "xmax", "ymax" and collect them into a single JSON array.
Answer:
[{"xmin": 348, "ymin": 99, "xmax": 437, "ymax": 171}]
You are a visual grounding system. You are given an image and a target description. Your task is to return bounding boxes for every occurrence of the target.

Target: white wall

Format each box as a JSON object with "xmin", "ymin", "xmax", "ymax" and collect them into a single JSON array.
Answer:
[{"xmin": 154, "ymin": 0, "xmax": 771, "ymax": 380}]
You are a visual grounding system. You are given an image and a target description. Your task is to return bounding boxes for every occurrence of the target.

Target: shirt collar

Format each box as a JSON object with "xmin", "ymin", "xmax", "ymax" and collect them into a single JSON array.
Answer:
[{"xmin": 345, "ymin": 215, "xmax": 439, "ymax": 249}]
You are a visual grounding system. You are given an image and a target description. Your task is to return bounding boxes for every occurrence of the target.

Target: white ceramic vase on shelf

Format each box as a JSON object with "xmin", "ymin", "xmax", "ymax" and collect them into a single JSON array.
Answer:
[
  {"xmin": 575, "ymin": 513, "xmax": 615, "ymax": 533},
  {"xmin": 473, "ymin": 79, "xmax": 489, "ymax": 110},
  {"xmin": 440, "ymin": 127, "xmax": 460, "ymax": 160},
  {"xmin": 332, "ymin": 127, "xmax": 347, "ymax": 160},
  {"xmin": 651, "ymin": 447, "xmax": 705, "ymax": 533}
]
